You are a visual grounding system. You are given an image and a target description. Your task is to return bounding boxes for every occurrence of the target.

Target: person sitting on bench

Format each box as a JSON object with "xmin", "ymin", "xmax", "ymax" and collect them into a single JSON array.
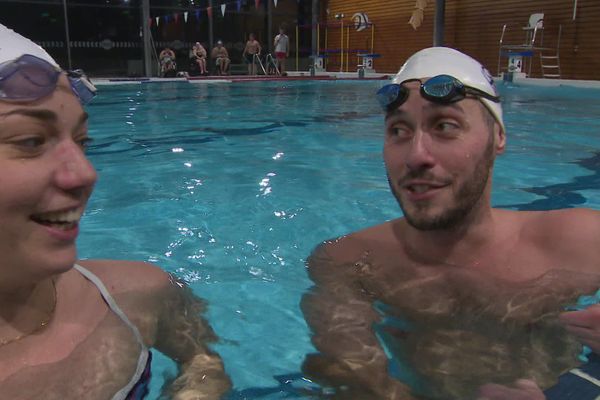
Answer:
[
  {"xmin": 159, "ymin": 47, "xmax": 177, "ymax": 77},
  {"xmin": 211, "ymin": 40, "xmax": 230, "ymax": 75},
  {"xmin": 190, "ymin": 42, "xmax": 207, "ymax": 76}
]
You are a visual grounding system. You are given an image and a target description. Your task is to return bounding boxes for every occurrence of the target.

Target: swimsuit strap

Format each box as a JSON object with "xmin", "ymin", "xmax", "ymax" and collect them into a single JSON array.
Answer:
[{"xmin": 74, "ymin": 264, "xmax": 150, "ymax": 400}]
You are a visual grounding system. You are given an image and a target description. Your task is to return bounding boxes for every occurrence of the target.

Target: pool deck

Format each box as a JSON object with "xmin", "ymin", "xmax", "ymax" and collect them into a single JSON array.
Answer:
[
  {"xmin": 503, "ymin": 76, "xmax": 600, "ymax": 89},
  {"xmin": 91, "ymin": 72, "xmax": 600, "ymax": 88},
  {"xmin": 91, "ymin": 71, "xmax": 391, "ymax": 86}
]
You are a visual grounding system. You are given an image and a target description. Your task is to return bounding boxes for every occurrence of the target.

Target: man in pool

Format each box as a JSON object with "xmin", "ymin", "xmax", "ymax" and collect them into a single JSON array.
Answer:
[
  {"xmin": 301, "ymin": 47, "xmax": 600, "ymax": 400},
  {"xmin": 0, "ymin": 24, "xmax": 231, "ymax": 399}
]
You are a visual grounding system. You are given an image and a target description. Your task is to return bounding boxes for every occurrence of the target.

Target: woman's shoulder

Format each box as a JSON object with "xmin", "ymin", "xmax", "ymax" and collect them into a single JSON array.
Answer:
[{"xmin": 76, "ymin": 259, "xmax": 171, "ymax": 295}]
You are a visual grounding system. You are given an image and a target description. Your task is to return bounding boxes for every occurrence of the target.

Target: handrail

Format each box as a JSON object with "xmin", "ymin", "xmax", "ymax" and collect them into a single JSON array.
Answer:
[
  {"xmin": 253, "ymin": 53, "xmax": 267, "ymax": 75},
  {"xmin": 265, "ymin": 53, "xmax": 280, "ymax": 76},
  {"xmin": 499, "ymin": 24, "xmax": 507, "ymax": 45},
  {"xmin": 531, "ymin": 24, "xmax": 539, "ymax": 46},
  {"xmin": 497, "ymin": 24, "xmax": 507, "ymax": 77}
]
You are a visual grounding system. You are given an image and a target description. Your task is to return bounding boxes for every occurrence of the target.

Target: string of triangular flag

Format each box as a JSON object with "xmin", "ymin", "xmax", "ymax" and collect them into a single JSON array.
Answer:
[{"xmin": 149, "ymin": 0, "xmax": 297, "ymax": 27}]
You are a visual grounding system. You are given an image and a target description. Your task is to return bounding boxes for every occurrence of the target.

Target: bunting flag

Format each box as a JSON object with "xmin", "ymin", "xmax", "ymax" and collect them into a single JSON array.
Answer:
[{"xmin": 152, "ymin": 1, "xmax": 274, "ymax": 28}]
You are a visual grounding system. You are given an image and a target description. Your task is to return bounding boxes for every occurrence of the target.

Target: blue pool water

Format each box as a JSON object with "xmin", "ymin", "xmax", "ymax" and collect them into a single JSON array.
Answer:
[{"xmin": 79, "ymin": 80, "xmax": 600, "ymax": 398}]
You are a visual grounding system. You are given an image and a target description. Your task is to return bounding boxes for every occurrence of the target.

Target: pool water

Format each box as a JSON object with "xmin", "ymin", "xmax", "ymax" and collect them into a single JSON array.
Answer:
[{"xmin": 79, "ymin": 80, "xmax": 600, "ymax": 398}]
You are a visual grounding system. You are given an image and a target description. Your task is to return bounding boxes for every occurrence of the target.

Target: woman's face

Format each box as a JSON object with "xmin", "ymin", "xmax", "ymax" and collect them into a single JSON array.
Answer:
[{"xmin": 0, "ymin": 74, "xmax": 97, "ymax": 285}]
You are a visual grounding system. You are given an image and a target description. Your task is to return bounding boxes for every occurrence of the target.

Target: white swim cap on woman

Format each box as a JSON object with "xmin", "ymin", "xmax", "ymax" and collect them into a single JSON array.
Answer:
[
  {"xmin": 393, "ymin": 47, "xmax": 504, "ymax": 132},
  {"xmin": 0, "ymin": 23, "xmax": 59, "ymax": 67}
]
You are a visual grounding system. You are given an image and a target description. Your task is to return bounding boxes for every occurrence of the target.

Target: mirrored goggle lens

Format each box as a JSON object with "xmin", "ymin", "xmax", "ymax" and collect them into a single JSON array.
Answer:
[
  {"xmin": 376, "ymin": 84, "xmax": 407, "ymax": 111},
  {"xmin": 421, "ymin": 75, "xmax": 464, "ymax": 102}
]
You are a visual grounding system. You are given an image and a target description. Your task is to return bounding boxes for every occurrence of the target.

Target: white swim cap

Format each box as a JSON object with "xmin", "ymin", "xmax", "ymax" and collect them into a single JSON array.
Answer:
[
  {"xmin": 0, "ymin": 23, "xmax": 59, "ymax": 68},
  {"xmin": 393, "ymin": 47, "xmax": 504, "ymax": 132}
]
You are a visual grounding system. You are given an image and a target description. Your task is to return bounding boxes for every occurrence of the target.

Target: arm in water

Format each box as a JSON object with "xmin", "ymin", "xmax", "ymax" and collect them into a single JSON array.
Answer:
[
  {"xmin": 301, "ymin": 243, "xmax": 413, "ymax": 400},
  {"xmin": 153, "ymin": 274, "xmax": 232, "ymax": 400}
]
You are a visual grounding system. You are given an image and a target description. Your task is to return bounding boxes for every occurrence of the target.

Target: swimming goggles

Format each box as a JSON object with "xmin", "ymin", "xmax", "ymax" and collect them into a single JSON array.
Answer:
[
  {"xmin": 0, "ymin": 54, "xmax": 96, "ymax": 105},
  {"xmin": 377, "ymin": 74, "xmax": 500, "ymax": 112}
]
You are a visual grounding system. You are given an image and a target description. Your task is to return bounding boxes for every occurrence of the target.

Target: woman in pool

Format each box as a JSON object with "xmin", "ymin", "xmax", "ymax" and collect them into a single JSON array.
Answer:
[{"xmin": 0, "ymin": 24, "xmax": 231, "ymax": 399}]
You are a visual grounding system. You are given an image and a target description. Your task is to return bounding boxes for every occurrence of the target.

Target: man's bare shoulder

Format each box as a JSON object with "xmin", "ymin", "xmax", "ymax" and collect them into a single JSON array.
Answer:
[
  {"xmin": 76, "ymin": 259, "xmax": 172, "ymax": 295},
  {"xmin": 309, "ymin": 219, "xmax": 402, "ymax": 266},
  {"xmin": 522, "ymin": 208, "xmax": 600, "ymax": 240},
  {"xmin": 520, "ymin": 208, "xmax": 600, "ymax": 272}
]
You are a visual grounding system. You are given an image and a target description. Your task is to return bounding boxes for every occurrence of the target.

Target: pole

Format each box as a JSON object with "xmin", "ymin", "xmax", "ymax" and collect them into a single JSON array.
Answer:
[
  {"xmin": 295, "ymin": 25, "xmax": 299, "ymax": 71},
  {"xmin": 324, "ymin": 26, "xmax": 327, "ymax": 70},
  {"xmin": 208, "ymin": 0, "xmax": 214, "ymax": 50},
  {"xmin": 317, "ymin": 24, "xmax": 320, "ymax": 55},
  {"xmin": 62, "ymin": 0, "xmax": 72, "ymax": 70},
  {"xmin": 141, "ymin": 0, "xmax": 152, "ymax": 76},
  {"xmin": 311, "ymin": 0, "xmax": 319, "ymax": 58},
  {"xmin": 268, "ymin": 0, "xmax": 273, "ymax": 54},
  {"xmin": 370, "ymin": 23, "xmax": 374, "ymax": 54},
  {"xmin": 345, "ymin": 26, "xmax": 349, "ymax": 72},
  {"xmin": 340, "ymin": 20, "xmax": 343, "ymax": 72},
  {"xmin": 433, "ymin": 0, "xmax": 445, "ymax": 46}
]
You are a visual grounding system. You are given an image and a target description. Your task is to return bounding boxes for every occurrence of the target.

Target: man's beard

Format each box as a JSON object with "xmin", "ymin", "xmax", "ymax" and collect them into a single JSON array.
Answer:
[{"xmin": 389, "ymin": 137, "xmax": 495, "ymax": 231}]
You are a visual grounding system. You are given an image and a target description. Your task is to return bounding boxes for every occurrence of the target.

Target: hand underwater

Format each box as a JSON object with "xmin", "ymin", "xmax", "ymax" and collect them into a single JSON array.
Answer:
[
  {"xmin": 560, "ymin": 303, "xmax": 600, "ymax": 354},
  {"xmin": 476, "ymin": 379, "xmax": 545, "ymax": 400}
]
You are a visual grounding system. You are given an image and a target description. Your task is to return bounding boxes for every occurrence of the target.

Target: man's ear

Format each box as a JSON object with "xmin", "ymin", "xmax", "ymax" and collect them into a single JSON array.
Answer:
[{"xmin": 495, "ymin": 123, "xmax": 506, "ymax": 154}]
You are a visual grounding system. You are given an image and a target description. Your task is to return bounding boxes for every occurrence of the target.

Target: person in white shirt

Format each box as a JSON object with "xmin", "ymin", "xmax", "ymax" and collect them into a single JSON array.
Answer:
[{"xmin": 273, "ymin": 26, "xmax": 289, "ymax": 76}]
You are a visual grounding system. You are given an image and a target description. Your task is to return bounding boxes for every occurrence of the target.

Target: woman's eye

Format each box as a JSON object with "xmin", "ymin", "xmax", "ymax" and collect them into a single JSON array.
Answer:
[
  {"xmin": 14, "ymin": 136, "xmax": 46, "ymax": 150},
  {"xmin": 77, "ymin": 136, "xmax": 93, "ymax": 150}
]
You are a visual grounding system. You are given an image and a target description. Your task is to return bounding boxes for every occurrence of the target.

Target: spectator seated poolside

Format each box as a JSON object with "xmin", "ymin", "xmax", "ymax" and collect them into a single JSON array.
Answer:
[
  {"xmin": 211, "ymin": 40, "xmax": 230, "ymax": 76},
  {"xmin": 189, "ymin": 42, "xmax": 208, "ymax": 76},
  {"xmin": 159, "ymin": 47, "xmax": 177, "ymax": 78}
]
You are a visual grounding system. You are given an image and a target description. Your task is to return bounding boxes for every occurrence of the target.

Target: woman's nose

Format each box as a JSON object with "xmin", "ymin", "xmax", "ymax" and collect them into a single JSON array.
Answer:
[{"xmin": 53, "ymin": 140, "xmax": 97, "ymax": 193}]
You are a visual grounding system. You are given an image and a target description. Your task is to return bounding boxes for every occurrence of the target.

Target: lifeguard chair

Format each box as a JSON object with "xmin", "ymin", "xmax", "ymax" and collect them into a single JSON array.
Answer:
[{"xmin": 497, "ymin": 13, "xmax": 562, "ymax": 79}]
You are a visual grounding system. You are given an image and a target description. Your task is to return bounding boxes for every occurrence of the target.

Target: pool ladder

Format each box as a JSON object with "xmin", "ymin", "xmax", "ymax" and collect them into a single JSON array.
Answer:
[
  {"xmin": 253, "ymin": 53, "xmax": 280, "ymax": 76},
  {"xmin": 539, "ymin": 25, "xmax": 562, "ymax": 79},
  {"xmin": 540, "ymin": 53, "xmax": 561, "ymax": 79}
]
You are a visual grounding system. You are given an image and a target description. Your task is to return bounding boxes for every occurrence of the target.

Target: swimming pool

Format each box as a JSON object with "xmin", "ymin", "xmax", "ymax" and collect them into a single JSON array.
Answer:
[{"xmin": 79, "ymin": 80, "xmax": 600, "ymax": 398}]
